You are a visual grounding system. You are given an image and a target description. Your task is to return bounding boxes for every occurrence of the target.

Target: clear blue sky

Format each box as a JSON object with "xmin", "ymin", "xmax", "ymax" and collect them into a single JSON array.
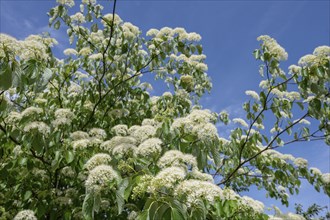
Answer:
[{"xmin": 1, "ymin": 0, "xmax": 329, "ymax": 215}]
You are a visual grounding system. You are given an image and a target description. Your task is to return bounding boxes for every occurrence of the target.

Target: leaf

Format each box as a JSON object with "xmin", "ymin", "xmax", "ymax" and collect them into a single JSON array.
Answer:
[
  {"xmin": 54, "ymin": 20, "xmax": 61, "ymax": 30},
  {"xmin": 116, "ymin": 178, "xmax": 129, "ymax": 214},
  {"xmin": 64, "ymin": 151, "xmax": 74, "ymax": 164},
  {"xmin": 91, "ymin": 23, "xmax": 98, "ymax": 32},
  {"xmin": 171, "ymin": 208, "xmax": 185, "ymax": 220},
  {"xmin": 82, "ymin": 193, "xmax": 94, "ymax": 220},
  {"xmin": 24, "ymin": 190, "xmax": 32, "ymax": 201},
  {"xmin": 0, "ymin": 63, "xmax": 12, "ymax": 90},
  {"xmin": 210, "ymin": 143, "xmax": 221, "ymax": 167}
]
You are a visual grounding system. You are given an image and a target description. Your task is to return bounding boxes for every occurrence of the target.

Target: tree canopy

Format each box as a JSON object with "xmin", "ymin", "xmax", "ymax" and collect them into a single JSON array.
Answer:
[{"xmin": 0, "ymin": 0, "xmax": 329, "ymax": 219}]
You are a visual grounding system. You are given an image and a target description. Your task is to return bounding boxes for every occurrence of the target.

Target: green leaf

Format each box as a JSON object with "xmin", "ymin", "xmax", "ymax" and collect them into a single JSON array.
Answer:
[
  {"xmin": 0, "ymin": 63, "xmax": 12, "ymax": 90},
  {"xmin": 64, "ymin": 151, "xmax": 74, "ymax": 164},
  {"xmin": 82, "ymin": 193, "xmax": 94, "ymax": 220},
  {"xmin": 24, "ymin": 190, "xmax": 32, "ymax": 201},
  {"xmin": 116, "ymin": 178, "xmax": 129, "ymax": 214},
  {"xmin": 54, "ymin": 20, "xmax": 61, "ymax": 30},
  {"xmin": 91, "ymin": 23, "xmax": 98, "ymax": 32}
]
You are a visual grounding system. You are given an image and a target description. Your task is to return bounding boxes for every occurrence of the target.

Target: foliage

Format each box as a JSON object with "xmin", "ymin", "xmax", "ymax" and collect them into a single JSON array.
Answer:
[
  {"xmin": 294, "ymin": 203, "xmax": 330, "ymax": 220},
  {"xmin": 0, "ymin": 0, "xmax": 329, "ymax": 219}
]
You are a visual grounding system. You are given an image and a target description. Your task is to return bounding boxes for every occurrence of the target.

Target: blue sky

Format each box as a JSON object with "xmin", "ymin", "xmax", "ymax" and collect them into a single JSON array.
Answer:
[{"xmin": 1, "ymin": 0, "xmax": 329, "ymax": 215}]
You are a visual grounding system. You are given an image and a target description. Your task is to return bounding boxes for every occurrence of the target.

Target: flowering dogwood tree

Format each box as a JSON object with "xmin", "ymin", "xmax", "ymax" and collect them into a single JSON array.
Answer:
[{"xmin": 0, "ymin": 0, "xmax": 329, "ymax": 219}]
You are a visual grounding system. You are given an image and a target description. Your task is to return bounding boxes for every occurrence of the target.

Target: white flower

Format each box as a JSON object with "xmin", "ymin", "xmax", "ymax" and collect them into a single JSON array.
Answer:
[
  {"xmin": 111, "ymin": 124, "xmax": 128, "ymax": 136},
  {"xmin": 149, "ymin": 167, "xmax": 186, "ymax": 193},
  {"xmin": 245, "ymin": 90, "xmax": 260, "ymax": 100},
  {"xmin": 89, "ymin": 53, "xmax": 103, "ymax": 60},
  {"xmin": 313, "ymin": 45, "xmax": 330, "ymax": 57},
  {"xmin": 78, "ymin": 47, "xmax": 92, "ymax": 56},
  {"xmin": 321, "ymin": 173, "xmax": 330, "ymax": 184},
  {"xmin": 57, "ymin": 0, "xmax": 75, "ymax": 7},
  {"xmin": 130, "ymin": 125, "xmax": 156, "ymax": 143},
  {"xmin": 13, "ymin": 210, "xmax": 37, "ymax": 220},
  {"xmin": 288, "ymin": 65, "xmax": 302, "ymax": 74},
  {"xmin": 310, "ymin": 167, "xmax": 322, "ymax": 175},
  {"xmin": 157, "ymin": 150, "xmax": 197, "ymax": 169},
  {"xmin": 70, "ymin": 131, "xmax": 89, "ymax": 140},
  {"xmin": 5, "ymin": 112, "xmax": 22, "ymax": 125},
  {"xmin": 175, "ymin": 180, "xmax": 222, "ymax": 207},
  {"xmin": 233, "ymin": 118, "xmax": 249, "ymax": 128},
  {"xmin": 187, "ymin": 32, "xmax": 202, "ymax": 41},
  {"xmin": 189, "ymin": 169, "xmax": 214, "ymax": 183},
  {"xmin": 240, "ymin": 196, "xmax": 264, "ymax": 213},
  {"xmin": 72, "ymin": 139, "xmax": 91, "ymax": 150},
  {"xmin": 21, "ymin": 106, "xmax": 43, "ymax": 118},
  {"xmin": 102, "ymin": 13, "xmax": 122, "ymax": 26},
  {"xmin": 89, "ymin": 128, "xmax": 107, "ymax": 140},
  {"xmin": 293, "ymin": 157, "xmax": 308, "ymax": 168},
  {"xmin": 257, "ymin": 35, "xmax": 288, "ymax": 61},
  {"xmin": 101, "ymin": 136, "xmax": 137, "ymax": 152},
  {"xmin": 136, "ymin": 138, "xmax": 163, "ymax": 158},
  {"xmin": 85, "ymin": 165, "xmax": 119, "ymax": 191},
  {"xmin": 84, "ymin": 153, "xmax": 112, "ymax": 171},
  {"xmin": 259, "ymin": 80, "xmax": 270, "ymax": 89},
  {"xmin": 146, "ymin": 28, "xmax": 159, "ymax": 37},
  {"xmin": 71, "ymin": 12, "xmax": 86, "ymax": 23},
  {"xmin": 112, "ymin": 143, "xmax": 136, "ymax": 157},
  {"xmin": 63, "ymin": 48, "xmax": 78, "ymax": 56},
  {"xmin": 298, "ymin": 54, "xmax": 317, "ymax": 67},
  {"xmin": 24, "ymin": 122, "xmax": 50, "ymax": 136}
]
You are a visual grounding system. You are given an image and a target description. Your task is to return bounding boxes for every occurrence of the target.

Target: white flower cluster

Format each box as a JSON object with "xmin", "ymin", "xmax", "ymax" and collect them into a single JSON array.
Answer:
[
  {"xmin": 112, "ymin": 143, "xmax": 136, "ymax": 158},
  {"xmin": 293, "ymin": 157, "xmax": 308, "ymax": 168},
  {"xmin": 239, "ymin": 196, "xmax": 265, "ymax": 213},
  {"xmin": 142, "ymin": 118, "xmax": 162, "ymax": 128},
  {"xmin": 72, "ymin": 139, "xmax": 91, "ymax": 150},
  {"xmin": 13, "ymin": 210, "xmax": 37, "ymax": 220},
  {"xmin": 245, "ymin": 90, "xmax": 260, "ymax": 100},
  {"xmin": 135, "ymin": 138, "xmax": 163, "ymax": 158},
  {"xmin": 270, "ymin": 89, "xmax": 301, "ymax": 101},
  {"xmin": 157, "ymin": 150, "xmax": 197, "ymax": 169},
  {"xmin": 52, "ymin": 108, "xmax": 75, "ymax": 127},
  {"xmin": 70, "ymin": 12, "xmax": 85, "ymax": 23},
  {"xmin": 147, "ymin": 27, "xmax": 202, "ymax": 42},
  {"xmin": 298, "ymin": 46, "xmax": 330, "ymax": 67},
  {"xmin": 111, "ymin": 124, "xmax": 128, "ymax": 136},
  {"xmin": 102, "ymin": 13, "xmax": 122, "ymax": 26},
  {"xmin": 70, "ymin": 131, "xmax": 89, "ymax": 140},
  {"xmin": 174, "ymin": 180, "xmax": 222, "ymax": 207},
  {"xmin": 171, "ymin": 109, "xmax": 218, "ymax": 141},
  {"xmin": 84, "ymin": 153, "xmax": 112, "ymax": 171},
  {"xmin": 21, "ymin": 106, "xmax": 43, "ymax": 118},
  {"xmin": 89, "ymin": 128, "xmax": 107, "ymax": 140},
  {"xmin": 1, "ymin": 33, "xmax": 57, "ymax": 60},
  {"xmin": 78, "ymin": 47, "xmax": 92, "ymax": 56},
  {"xmin": 89, "ymin": 53, "xmax": 103, "ymax": 60},
  {"xmin": 5, "ymin": 112, "xmax": 22, "ymax": 125},
  {"xmin": 85, "ymin": 165, "xmax": 119, "ymax": 191},
  {"xmin": 149, "ymin": 167, "xmax": 186, "ymax": 193},
  {"xmin": 57, "ymin": 0, "xmax": 75, "ymax": 7},
  {"xmin": 321, "ymin": 173, "xmax": 330, "ymax": 184},
  {"xmin": 63, "ymin": 48, "xmax": 77, "ymax": 56},
  {"xmin": 122, "ymin": 22, "xmax": 140, "ymax": 39},
  {"xmin": 129, "ymin": 125, "xmax": 156, "ymax": 143},
  {"xmin": 24, "ymin": 121, "xmax": 50, "ymax": 136},
  {"xmin": 257, "ymin": 35, "xmax": 288, "ymax": 61},
  {"xmin": 170, "ymin": 54, "xmax": 208, "ymax": 72},
  {"xmin": 100, "ymin": 136, "xmax": 137, "ymax": 153},
  {"xmin": 0, "ymin": 34, "xmax": 20, "ymax": 57},
  {"xmin": 232, "ymin": 118, "xmax": 249, "ymax": 128},
  {"xmin": 188, "ymin": 169, "xmax": 214, "ymax": 183},
  {"xmin": 82, "ymin": 0, "xmax": 97, "ymax": 5}
]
